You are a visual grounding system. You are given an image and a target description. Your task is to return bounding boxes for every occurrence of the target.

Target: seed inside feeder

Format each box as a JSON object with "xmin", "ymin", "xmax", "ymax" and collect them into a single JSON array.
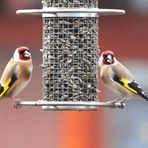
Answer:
[{"xmin": 42, "ymin": 0, "xmax": 99, "ymax": 102}]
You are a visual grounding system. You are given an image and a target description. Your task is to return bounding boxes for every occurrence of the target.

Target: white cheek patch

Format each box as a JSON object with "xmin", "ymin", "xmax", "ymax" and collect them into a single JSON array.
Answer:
[
  {"xmin": 13, "ymin": 50, "xmax": 20, "ymax": 62},
  {"xmin": 99, "ymin": 56, "xmax": 103, "ymax": 67}
]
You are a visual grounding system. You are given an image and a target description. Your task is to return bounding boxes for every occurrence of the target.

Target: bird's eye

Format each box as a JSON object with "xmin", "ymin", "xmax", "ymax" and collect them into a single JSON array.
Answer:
[{"xmin": 103, "ymin": 55, "xmax": 108, "ymax": 58}]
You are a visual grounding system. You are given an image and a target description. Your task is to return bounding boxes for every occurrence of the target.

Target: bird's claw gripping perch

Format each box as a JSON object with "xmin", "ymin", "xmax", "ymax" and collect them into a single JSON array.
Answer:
[
  {"xmin": 114, "ymin": 102, "xmax": 125, "ymax": 109},
  {"xmin": 107, "ymin": 98, "xmax": 126, "ymax": 109},
  {"xmin": 13, "ymin": 99, "xmax": 22, "ymax": 109}
]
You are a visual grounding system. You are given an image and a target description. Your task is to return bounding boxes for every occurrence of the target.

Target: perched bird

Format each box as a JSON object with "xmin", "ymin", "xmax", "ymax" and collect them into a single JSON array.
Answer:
[
  {"xmin": 0, "ymin": 47, "xmax": 33, "ymax": 108},
  {"xmin": 99, "ymin": 50, "xmax": 148, "ymax": 107}
]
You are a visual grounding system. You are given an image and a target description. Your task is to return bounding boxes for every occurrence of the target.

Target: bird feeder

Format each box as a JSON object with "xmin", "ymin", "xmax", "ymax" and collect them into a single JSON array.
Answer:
[{"xmin": 15, "ymin": 0, "xmax": 125, "ymax": 111}]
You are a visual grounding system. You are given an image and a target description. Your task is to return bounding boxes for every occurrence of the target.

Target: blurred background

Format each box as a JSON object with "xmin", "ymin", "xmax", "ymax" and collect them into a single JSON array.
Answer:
[{"xmin": 0, "ymin": 0, "xmax": 148, "ymax": 148}]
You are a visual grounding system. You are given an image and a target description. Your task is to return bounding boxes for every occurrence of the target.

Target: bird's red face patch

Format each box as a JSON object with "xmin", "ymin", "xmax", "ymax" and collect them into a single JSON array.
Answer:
[
  {"xmin": 18, "ymin": 47, "xmax": 29, "ymax": 51},
  {"xmin": 18, "ymin": 47, "xmax": 31, "ymax": 61},
  {"xmin": 101, "ymin": 50, "xmax": 115, "ymax": 65},
  {"xmin": 102, "ymin": 51, "xmax": 114, "ymax": 56}
]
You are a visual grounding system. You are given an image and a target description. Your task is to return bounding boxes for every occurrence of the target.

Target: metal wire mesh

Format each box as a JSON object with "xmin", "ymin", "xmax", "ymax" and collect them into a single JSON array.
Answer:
[
  {"xmin": 42, "ymin": 0, "xmax": 98, "ymax": 8},
  {"xmin": 42, "ymin": 0, "xmax": 99, "ymax": 102}
]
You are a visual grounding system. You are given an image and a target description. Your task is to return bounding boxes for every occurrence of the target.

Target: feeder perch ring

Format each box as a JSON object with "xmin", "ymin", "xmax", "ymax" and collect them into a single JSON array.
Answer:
[
  {"xmin": 16, "ymin": 8, "xmax": 125, "ymax": 17},
  {"xmin": 14, "ymin": 99, "xmax": 125, "ymax": 111}
]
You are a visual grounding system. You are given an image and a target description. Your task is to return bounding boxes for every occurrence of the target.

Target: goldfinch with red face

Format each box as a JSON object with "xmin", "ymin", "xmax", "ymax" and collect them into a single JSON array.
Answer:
[
  {"xmin": 0, "ymin": 47, "xmax": 33, "ymax": 108},
  {"xmin": 99, "ymin": 50, "xmax": 148, "ymax": 107}
]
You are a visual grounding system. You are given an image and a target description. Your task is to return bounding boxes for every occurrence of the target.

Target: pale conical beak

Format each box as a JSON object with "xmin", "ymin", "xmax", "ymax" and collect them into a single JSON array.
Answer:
[
  {"xmin": 24, "ymin": 50, "xmax": 30, "ymax": 57},
  {"xmin": 106, "ymin": 55, "xmax": 112, "ymax": 63}
]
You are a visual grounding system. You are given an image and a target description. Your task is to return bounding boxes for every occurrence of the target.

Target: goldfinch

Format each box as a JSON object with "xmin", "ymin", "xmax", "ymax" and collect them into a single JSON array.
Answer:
[
  {"xmin": 0, "ymin": 47, "xmax": 33, "ymax": 108},
  {"xmin": 99, "ymin": 50, "xmax": 148, "ymax": 107}
]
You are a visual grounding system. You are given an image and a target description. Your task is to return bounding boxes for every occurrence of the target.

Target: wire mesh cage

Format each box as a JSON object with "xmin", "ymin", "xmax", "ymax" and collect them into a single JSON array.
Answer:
[
  {"xmin": 41, "ymin": 0, "xmax": 99, "ymax": 111},
  {"xmin": 15, "ymin": 0, "xmax": 126, "ymax": 110},
  {"xmin": 42, "ymin": 18, "xmax": 99, "ymax": 102}
]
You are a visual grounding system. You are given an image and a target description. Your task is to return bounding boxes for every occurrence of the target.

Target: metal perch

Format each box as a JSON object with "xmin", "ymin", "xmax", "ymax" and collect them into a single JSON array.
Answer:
[
  {"xmin": 16, "ymin": 8, "xmax": 125, "ymax": 17},
  {"xmin": 15, "ymin": 99, "xmax": 125, "ymax": 111}
]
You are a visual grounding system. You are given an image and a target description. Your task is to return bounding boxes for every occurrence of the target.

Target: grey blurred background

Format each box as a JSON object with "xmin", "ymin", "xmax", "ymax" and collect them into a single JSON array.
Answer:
[{"xmin": 0, "ymin": 0, "xmax": 148, "ymax": 148}]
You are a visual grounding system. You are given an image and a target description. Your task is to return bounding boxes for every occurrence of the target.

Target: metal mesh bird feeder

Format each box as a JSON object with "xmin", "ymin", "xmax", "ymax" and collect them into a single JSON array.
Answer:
[{"xmin": 15, "ymin": 0, "xmax": 125, "ymax": 111}]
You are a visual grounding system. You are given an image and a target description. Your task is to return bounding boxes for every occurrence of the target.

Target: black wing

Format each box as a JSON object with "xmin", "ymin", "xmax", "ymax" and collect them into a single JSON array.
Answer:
[{"xmin": 113, "ymin": 75, "xmax": 148, "ymax": 100}]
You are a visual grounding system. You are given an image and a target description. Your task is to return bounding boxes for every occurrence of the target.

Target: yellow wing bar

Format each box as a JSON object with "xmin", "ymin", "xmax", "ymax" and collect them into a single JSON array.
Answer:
[
  {"xmin": 0, "ymin": 79, "xmax": 11, "ymax": 97},
  {"xmin": 119, "ymin": 77, "xmax": 138, "ymax": 94}
]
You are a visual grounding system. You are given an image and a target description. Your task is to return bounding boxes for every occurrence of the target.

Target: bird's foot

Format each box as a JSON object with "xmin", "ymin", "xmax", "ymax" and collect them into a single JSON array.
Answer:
[
  {"xmin": 13, "ymin": 99, "xmax": 22, "ymax": 109},
  {"xmin": 108, "ymin": 98, "xmax": 126, "ymax": 109}
]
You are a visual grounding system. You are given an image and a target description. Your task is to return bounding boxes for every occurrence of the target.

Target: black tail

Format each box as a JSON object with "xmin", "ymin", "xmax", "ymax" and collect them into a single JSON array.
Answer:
[{"xmin": 128, "ymin": 80, "xmax": 148, "ymax": 101}]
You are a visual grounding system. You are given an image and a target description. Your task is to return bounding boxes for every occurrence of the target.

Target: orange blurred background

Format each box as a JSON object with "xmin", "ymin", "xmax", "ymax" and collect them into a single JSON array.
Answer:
[{"xmin": 0, "ymin": 1, "xmax": 148, "ymax": 148}]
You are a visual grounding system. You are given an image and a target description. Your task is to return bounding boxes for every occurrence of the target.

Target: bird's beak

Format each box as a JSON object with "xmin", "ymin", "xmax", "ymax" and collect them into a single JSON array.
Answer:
[
  {"xmin": 24, "ymin": 51, "xmax": 30, "ymax": 57},
  {"xmin": 106, "ymin": 55, "xmax": 112, "ymax": 64}
]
